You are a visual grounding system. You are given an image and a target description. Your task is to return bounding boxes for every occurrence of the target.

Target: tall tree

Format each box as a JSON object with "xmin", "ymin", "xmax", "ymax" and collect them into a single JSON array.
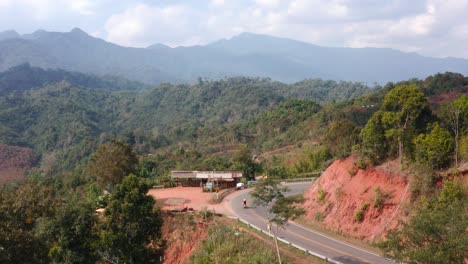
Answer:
[
  {"xmin": 38, "ymin": 196, "xmax": 97, "ymax": 263},
  {"xmin": 96, "ymin": 174, "xmax": 163, "ymax": 263},
  {"xmin": 87, "ymin": 140, "xmax": 138, "ymax": 191},
  {"xmin": 0, "ymin": 183, "xmax": 58, "ymax": 263},
  {"xmin": 360, "ymin": 111, "xmax": 388, "ymax": 165},
  {"xmin": 324, "ymin": 119, "xmax": 360, "ymax": 158},
  {"xmin": 414, "ymin": 123, "xmax": 453, "ymax": 169},
  {"xmin": 442, "ymin": 96, "xmax": 468, "ymax": 166},
  {"xmin": 233, "ymin": 146, "xmax": 262, "ymax": 180},
  {"xmin": 381, "ymin": 84, "xmax": 429, "ymax": 162}
]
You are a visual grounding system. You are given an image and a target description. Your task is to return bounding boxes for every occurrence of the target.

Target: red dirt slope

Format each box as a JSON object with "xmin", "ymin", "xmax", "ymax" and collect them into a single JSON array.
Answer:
[
  {"xmin": 302, "ymin": 157, "xmax": 409, "ymax": 241},
  {"xmin": 160, "ymin": 212, "xmax": 209, "ymax": 264},
  {"xmin": 0, "ymin": 144, "xmax": 36, "ymax": 184}
]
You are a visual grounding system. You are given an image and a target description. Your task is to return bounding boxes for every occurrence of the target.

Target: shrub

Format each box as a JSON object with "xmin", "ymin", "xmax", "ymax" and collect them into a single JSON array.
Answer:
[
  {"xmin": 348, "ymin": 166, "xmax": 358, "ymax": 177},
  {"xmin": 190, "ymin": 223, "xmax": 277, "ymax": 263},
  {"xmin": 198, "ymin": 207, "xmax": 214, "ymax": 220},
  {"xmin": 373, "ymin": 187, "xmax": 383, "ymax": 210},
  {"xmin": 314, "ymin": 212, "xmax": 324, "ymax": 222},
  {"xmin": 356, "ymin": 157, "xmax": 368, "ymax": 169},
  {"xmin": 355, "ymin": 210, "xmax": 364, "ymax": 222},
  {"xmin": 317, "ymin": 186, "xmax": 326, "ymax": 203},
  {"xmin": 355, "ymin": 203, "xmax": 369, "ymax": 222}
]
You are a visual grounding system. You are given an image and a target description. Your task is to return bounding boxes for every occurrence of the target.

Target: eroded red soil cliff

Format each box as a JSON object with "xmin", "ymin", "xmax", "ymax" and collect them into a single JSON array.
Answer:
[{"xmin": 302, "ymin": 157, "xmax": 409, "ymax": 240}]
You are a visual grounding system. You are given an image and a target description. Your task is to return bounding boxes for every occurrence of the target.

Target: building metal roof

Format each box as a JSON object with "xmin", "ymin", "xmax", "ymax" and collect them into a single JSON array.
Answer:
[{"xmin": 171, "ymin": 170, "xmax": 242, "ymax": 179}]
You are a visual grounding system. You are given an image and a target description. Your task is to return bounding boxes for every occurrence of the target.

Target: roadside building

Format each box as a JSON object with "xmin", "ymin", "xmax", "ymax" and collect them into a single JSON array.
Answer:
[{"xmin": 171, "ymin": 170, "xmax": 243, "ymax": 190}]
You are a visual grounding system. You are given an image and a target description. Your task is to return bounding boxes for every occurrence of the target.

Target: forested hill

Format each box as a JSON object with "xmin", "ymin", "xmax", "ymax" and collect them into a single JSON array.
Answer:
[
  {"xmin": 128, "ymin": 77, "xmax": 375, "ymax": 132},
  {"xmin": 1, "ymin": 68, "xmax": 466, "ymax": 175},
  {"xmin": 1, "ymin": 28, "xmax": 468, "ymax": 84},
  {"xmin": 0, "ymin": 68, "xmax": 376, "ymax": 171},
  {"xmin": 0, "ymin": 63, "xmax": 149, "ymax": 96}
]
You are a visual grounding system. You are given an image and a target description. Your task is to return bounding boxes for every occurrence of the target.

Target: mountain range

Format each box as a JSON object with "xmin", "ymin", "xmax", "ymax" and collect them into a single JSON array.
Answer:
[{"xmin": 1, "ymin": 28, "xmax": 467, "ymax": 85}]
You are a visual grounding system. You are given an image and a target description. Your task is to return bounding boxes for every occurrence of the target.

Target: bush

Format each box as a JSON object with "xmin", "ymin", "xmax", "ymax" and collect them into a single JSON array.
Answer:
[
  {"xmin": 373, "ymin": 187, "xmax": 383, "ymax": 210},
  {"xmin": 378, "ymin": 181, "xmax": 467, "ymax": 263},
  {"xmin": 356, "ymin": 157, "xmax": 368, "ymax": 169},
  {"xmin": 348, "ymin": 166, "xmax": 358, "ymax": 177},
  {"xmin": 355, "ymin": 203, "xmax": 369, "ymax": 222},
  {"xmin": 317, "ymin": 186, "xmax": 326, "ymax": 203},
  {"xmin": 314, "ymin": 212, "xmax": 324, "ymax": 222},
  {"xmin": 414, "ymin": 123, "xmax": 453, "ymax": 169},
  {"xmin": 190, "ymin": 223, "xmax": 277, "ymax": 263},
  {"xmin": 198, "ymin": 207, "xmax": 214, "ymax": 220},
  {"xmin": 355, "ymin": 210, "xmax": 364, "ymax": 222}
]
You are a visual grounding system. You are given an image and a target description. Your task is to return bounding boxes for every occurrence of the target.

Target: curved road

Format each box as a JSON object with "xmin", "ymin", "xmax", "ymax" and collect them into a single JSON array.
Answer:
[{"xmin": 222, "ymin": 182, "xmax": 394, "ymax": 264}]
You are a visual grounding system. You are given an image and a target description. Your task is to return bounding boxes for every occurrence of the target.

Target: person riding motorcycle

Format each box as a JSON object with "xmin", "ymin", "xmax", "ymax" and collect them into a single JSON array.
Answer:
[{"xmin": 242, "ymin": 198, "xmax": 247, "ymax": 208}]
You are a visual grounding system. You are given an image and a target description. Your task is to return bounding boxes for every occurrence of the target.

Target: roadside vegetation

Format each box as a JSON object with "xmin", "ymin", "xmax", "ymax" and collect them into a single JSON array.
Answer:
[{"xmin": 189, "ymin": 216, "xmax": 324, "ymax": 264}]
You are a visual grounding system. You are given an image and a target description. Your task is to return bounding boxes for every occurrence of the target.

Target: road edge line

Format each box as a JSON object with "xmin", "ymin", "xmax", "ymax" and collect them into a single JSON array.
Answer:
[{"xmin": 228, "ymin": 216, "xmax": 344, "ymax": 264}]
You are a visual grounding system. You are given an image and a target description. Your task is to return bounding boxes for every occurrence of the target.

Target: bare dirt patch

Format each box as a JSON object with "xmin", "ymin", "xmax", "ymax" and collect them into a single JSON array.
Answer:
[
  {"xmin": 148, "ymin": 187, "xmax": 227, "ymax": 214},
  {"xmin": 0, "ymin": 144, "xmax": 36, "ymax": 185}
]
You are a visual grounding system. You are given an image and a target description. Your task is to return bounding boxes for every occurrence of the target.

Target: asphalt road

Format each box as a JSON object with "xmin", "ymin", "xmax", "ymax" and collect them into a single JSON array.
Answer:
[{"xmin": 224, "ymin": 182, "xmax": 394, "ymax": 264}]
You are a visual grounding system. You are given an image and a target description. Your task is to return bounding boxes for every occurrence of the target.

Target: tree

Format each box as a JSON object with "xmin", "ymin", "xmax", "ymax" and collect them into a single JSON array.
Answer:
[
  {"xmin": 360, "ymin": 111, "xmax": 388, "ymax": 165},
  {"xmin": 324, "ymin": 119, "xmax": 360, "ymax": 158},
  {"xmin": 442, "ymin": 96, "xmax": 468, "ymax": 166},
  {"xmin": 414, "ymin": 123, "xmax": 453, "ymax": 169},
  {"xmin": 0, "ymin": 182, "xmax": 58, "ymax": 263},
  {"xmin": 38, "ymin": 197, "xmax": 97, "ymax": 263},
  {"xmin": 381, "ymin": 84, "xmax": 429, "ymax": 162},
  {"xmin": 379, "ymin": 180, "xmax": 467, "ymax": 263},
  {"xmin": 96, "ymin": 174, "xmax": 162, "ymax": 263},
  {"xmin": 460, "ymin": 135, "xmax": 468, "ymax": 161},
  {"xmin": 233, "ymin": 146, "xmax": 262, "ymax": 180},
  {"xmin": 88, "ymin": 140, "xmax": 138, "ymax": 190},
  {"xmin": 251, "ymin": 178, "xmax": 305, "ymax": 264}
]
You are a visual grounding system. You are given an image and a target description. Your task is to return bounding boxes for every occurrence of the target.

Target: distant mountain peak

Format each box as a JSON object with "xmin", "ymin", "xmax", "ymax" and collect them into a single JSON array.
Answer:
[
  {"xmin": 235, "ymin": 32, "xmax": 267, "ymax": 38},
  {"xmin": 0, "ymin": 30, "xmax": 20, "ymax": 41},
  {"xmin": 230, "ymin": 32, "xmax": 310, "ymax": 43},
  {"xmin": 21, "ymin": 28, "xmax": 91, "ymax": 40},
  {"xmin": 22, "ymin": 29, "xmax": 49, "ymax": 39},
  {"xmin": 32, "ymin": 29, "xmax": 47, "ymax": 35},
  {"xmin": 147, "ymin": 43, "xmax": 171, "ymax": 50},
  {"xmin": 70, "ymin": 27, "xmax": 88, "ymax": 36},
  {"xmin": 0, "ymin": 28, "xmax": 467, "ymax": 85}
]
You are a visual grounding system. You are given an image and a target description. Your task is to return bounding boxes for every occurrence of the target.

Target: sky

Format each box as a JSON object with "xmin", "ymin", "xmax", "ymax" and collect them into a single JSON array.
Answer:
[{"xmin": 0, "ymin": 0, "xmax": 467, "ymax": 59}]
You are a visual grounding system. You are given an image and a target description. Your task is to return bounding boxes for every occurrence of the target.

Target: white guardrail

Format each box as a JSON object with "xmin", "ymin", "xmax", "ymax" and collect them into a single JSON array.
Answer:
[{"xmin": 228, "ymin": 216, "xmax": 344, "ymax": 264}]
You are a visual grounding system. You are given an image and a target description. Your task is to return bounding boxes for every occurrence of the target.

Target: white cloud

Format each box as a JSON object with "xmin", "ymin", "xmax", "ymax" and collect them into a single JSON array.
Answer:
[
  {"xmin": 0, "ymin": 0, "xmax": 99, "ymax": 19},
  {"xmin": 105, "ymin": 3, "xmax": 200, "ymax": 47},
  {"xmin": 255, "ymin": 0, "xmax": 282, "ymax": 9},
  {"xmin": 101, "ymin": 0, "xmax": 468, "ymax": 58},
  {"xmin": 69, "ymin": 0, "xmax": 96, "ymax": 15},
  {"xmin": 210, "ymin": 0, "xmax": 225, "ymax": 7},
  {"xmin": 287, "ymin": 0, "xmax": 349, "ymax": 22},
  {"xmin": 0, "ymin": 0, "xmax": 12, "ymax": 8}
]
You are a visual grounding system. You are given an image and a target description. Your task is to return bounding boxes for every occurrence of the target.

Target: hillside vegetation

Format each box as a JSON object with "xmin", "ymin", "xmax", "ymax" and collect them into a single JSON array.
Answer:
[
  {"xmin": 0, "ymin": 66, "xmax": 467, "ymax": 263},
  {"xmin": 0, "ymin": 66, "xmax": 376, "ymax": 175}
]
